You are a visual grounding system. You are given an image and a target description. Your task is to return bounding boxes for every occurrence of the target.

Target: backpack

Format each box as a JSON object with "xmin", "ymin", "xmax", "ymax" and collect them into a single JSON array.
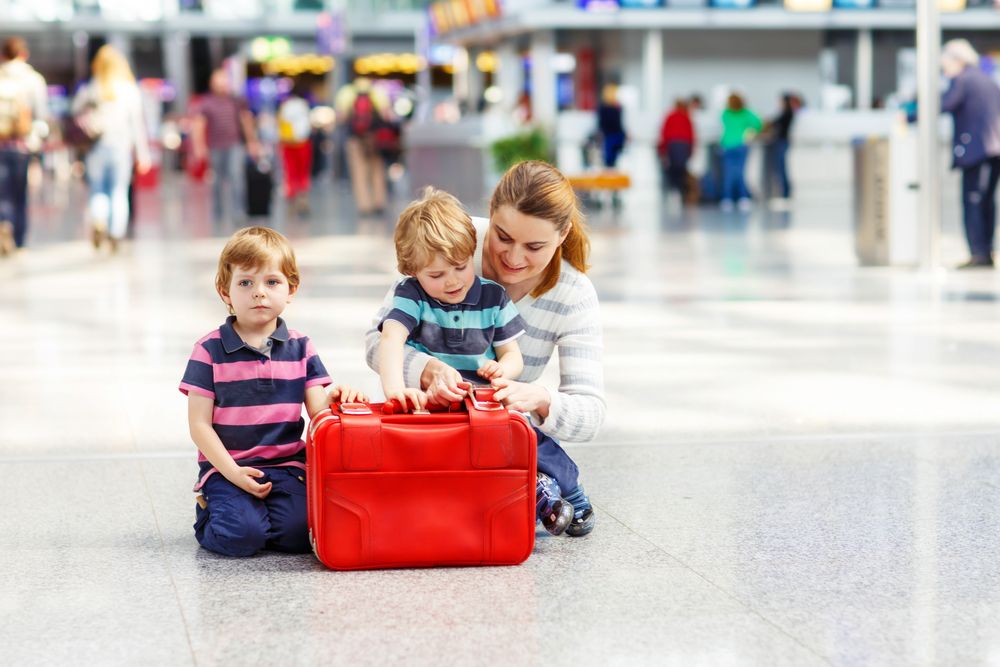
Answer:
[
  {"xmin": 350, "ymin": 91, "xmax": 376, "ymax": 137},
  {"xmin": 0, "ymin": 73, "xmax": 31, "ymax": 141}
]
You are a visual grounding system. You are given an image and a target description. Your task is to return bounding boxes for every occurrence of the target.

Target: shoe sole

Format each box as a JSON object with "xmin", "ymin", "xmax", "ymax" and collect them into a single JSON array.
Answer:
[{"xmin": 565, "ymin": 510, "xmax": 596, "ymax": 537}]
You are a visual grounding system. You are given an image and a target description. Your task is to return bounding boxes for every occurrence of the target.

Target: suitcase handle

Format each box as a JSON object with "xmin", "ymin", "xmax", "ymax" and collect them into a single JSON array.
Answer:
[{"xmin": 379, "ymin": 384, "xmax": 503, "ymax": 415}]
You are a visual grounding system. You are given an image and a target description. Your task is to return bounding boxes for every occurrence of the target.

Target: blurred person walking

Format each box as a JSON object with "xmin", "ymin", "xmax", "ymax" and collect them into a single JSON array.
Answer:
[
  {"xmin": 72, "ymin": 45, "xmax": 149, "ymax": 253},
  {"xmin": 336, "ymin": 77, "xmax": 388, "ymax": 216},
  {"xmin": 597, "ymin": 83, "xmax": 626, "ymax": 169},
  {"xmin": 719, "ymin": 93, "xmax": 762, "ymax": 212},
  {"xmin": 192, "ymin": 68, "xmax": 260, "ymax": 225},
  {"xmin": 0, "ymin": 37, "xmax": 48, "ymax": 255},
  {"xmin": 764, "ymin": 93, "xmax": 799, "ymax": 210},
  {"xmin": 940, "ymin": 39, "xmax": 1000, "ymax": 269},
  {"xmin": 277, "ymin": 83, "xmax": 313, "ymax": 217},
  {"xmin": 657, "ymin": 98, "xmax": 695, "ymax": 204}
]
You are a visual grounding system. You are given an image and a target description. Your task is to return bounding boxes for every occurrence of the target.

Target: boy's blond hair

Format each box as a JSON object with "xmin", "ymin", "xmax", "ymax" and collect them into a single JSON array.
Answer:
[
  {"xmin": 394, "ymin": 188, "xmax": 476, "ymax": 275},
  {"xmin": 215, "ymin": 226, "xmax": 300, "ymax": 298}
]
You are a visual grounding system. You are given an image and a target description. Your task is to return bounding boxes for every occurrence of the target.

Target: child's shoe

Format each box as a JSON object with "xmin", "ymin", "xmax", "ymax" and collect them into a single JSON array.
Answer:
[
  {"xmin": 562, "ymin": 484, "xmax": 596, "ymax": 537},
  {"xmin": 536, "ymin": 472, "xmax": 573, "ymax": 536}
]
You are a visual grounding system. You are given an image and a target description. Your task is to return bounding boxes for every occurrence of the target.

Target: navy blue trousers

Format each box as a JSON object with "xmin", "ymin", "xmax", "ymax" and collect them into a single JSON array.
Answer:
[
  {"xmin": 534, "ymin": 427, "xmax": 580, "ymax": 495},
  {"xmin": 194, "ymin": 467, "xmax": 310, "ymax": 557},
  {"xmin": 0, "ymin": 149, "xmax": 30, "ymax": 247},
  {"xmin": 961, "ymin": 156, "xmax": 1000, "ymax": 260}
]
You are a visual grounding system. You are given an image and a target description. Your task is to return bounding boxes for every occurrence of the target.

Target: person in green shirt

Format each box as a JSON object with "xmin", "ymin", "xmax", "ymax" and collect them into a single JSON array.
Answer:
[{"xmin": 720, "ymin": 93, "xmax": 762, "ymax": 212}]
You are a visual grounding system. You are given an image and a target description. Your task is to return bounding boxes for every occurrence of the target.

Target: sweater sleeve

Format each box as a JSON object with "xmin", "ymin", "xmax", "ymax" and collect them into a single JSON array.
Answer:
[
  {"xmin": 364, "ymin": 279, "xmax": 436, "ymax": 389},
  {"xmin": 533, "ymin": 279, "xmax": 607, "ymax": 443}
]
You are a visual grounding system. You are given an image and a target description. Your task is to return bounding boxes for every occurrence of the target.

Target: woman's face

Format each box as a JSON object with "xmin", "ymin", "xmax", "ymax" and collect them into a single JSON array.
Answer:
[{"xmin": 486, "ymin": 205, "xmax": 568, "ymax": 291}]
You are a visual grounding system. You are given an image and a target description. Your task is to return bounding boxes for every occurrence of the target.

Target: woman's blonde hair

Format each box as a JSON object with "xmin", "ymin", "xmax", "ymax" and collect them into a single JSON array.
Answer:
[
  {"xmin": 215, "ymin": 227, "xmax": 300, "ymax": 303},
  {"xmin": 91, "ymin": 45, "xmax": 135, "ymax": 102},
  {"xmin": 489, "ymin": 160, "xmax": 590, "ymax": 297},
  {"xmin": 394, "ymin": 187, "xmax": 476, "ymax": 275}
]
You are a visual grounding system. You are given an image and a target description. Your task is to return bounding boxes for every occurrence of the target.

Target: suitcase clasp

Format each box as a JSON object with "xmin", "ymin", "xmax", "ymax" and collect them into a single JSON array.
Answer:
[{"xmin": 340, "ymin": 402, "xmax": 373, "ymax": 415}]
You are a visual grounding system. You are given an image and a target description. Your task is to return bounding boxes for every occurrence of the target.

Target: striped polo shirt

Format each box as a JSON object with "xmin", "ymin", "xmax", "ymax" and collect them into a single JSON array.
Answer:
[
  {"xmin": 380, "ymin": 276, "xmax": 525, "ymax": 383},
  {"xmin": 179, "ymin": 317, "xmax": 331, "ymax": 490}
]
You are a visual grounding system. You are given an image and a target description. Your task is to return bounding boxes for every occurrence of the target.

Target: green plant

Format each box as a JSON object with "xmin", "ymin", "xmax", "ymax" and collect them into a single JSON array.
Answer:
[{"xmin": 489, "ymin": 128, "xmax": 552, "ymax": 173}]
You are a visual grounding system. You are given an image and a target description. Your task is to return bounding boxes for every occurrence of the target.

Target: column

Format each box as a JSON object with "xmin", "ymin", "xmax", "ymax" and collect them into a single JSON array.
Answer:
[
  {"xmin": 916, "ymin": 0, "xmax": 942, "ymax": 268},
  {"xmin": 496, "ymin": 42, "xmax": 523, "ymax": 115},
  {"xmin": 529, "ymin": 30, "xmax": 556, "ymax": 127},
  {"xmin": 642, "ymin": 29, "xmax": 663, "ymax": 119},
  {"xmin": 856, "ymin": 28, "xmax": 873, "ymax": 111},
  {"xmin": 163, "ymin": 31, "xmax": 191, "ymax": 112},
  {"xmin": 467, "ymin": 48, "xmax": 484, "ymax": 113},
  {"xmin": 452, "ymin": 46, "xmax": 470, "ymax": 112}
]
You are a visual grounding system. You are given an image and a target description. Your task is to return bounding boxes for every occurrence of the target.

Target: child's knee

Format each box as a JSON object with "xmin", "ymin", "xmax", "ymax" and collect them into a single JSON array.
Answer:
[{"xmin": 195, "ymin": 497, "xmax": 270, "ymax": 557}]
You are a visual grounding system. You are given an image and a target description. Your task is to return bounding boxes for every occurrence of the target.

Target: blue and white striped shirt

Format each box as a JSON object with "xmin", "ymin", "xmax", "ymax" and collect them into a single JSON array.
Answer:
[{"xmin": 379, "ymin": 276, "xmax": 525, "ymax": 383}]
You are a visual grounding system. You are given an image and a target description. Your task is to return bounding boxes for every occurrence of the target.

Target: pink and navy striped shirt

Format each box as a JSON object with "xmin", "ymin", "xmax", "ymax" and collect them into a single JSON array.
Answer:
[{"xmin": 179, "ymin": 317, "xmax": 331, "ymax": 490}]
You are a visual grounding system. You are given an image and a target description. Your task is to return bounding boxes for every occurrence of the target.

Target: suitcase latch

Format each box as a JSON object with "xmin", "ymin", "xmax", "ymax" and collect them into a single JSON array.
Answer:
[{"xmin": 340, "ymin": 402, "xmax": 373, "ymax": 415}]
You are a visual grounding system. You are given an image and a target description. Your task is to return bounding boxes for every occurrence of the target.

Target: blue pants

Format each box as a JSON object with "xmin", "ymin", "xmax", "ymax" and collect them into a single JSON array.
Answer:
[
  {"xmin": 85, "ymin": 141, "xmax": 134, "ymax": 241},
  {"xmin": 961, "ymin": 156, "xmax": 1000, "ymax": 260},
  {"xmin": 194, "ymin": 466, "xmax": 310, "ymax": 557},
  {"xmin": 721, "ymin": 145, "xmax": 751, "ymax": 203},
  {"xmin": 603, "ymin": 133, "xmax": 625, "ymax": 169},
  {"xmin": 534, "ymin": 427, "xmax": 580, "ymax": 495},
  {"xmin": 0, "ymin": 149, "xmax": 30, "ymax": 247},
  {"xmin": 772, "ymin": 139, "xmax": 790, "ymax": 199}
]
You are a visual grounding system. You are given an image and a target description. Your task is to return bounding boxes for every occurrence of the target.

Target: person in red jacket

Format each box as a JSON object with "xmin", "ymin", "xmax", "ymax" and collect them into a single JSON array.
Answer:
[{"xmin": 657, "ymin": 98, "xmax": 695, "ymax": 203}]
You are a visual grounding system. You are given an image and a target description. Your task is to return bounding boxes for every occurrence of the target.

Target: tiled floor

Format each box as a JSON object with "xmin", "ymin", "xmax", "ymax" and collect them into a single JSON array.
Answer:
[{"xmin": 3, "ymin": 168, "xmax": 1000, "ymax": 666}]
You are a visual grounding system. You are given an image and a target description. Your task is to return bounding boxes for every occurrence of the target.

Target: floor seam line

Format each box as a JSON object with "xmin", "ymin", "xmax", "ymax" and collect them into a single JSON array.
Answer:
[{"xmin": 599, "ymin": 504, "xmax": 834, "ymax": 665}]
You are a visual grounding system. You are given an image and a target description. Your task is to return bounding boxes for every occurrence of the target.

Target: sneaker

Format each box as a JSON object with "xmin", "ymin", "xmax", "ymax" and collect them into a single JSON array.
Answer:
[
  {"xmin": 90, "ymin": 221, "xmax": 107, "ymax": 250},
  {"xmin": 956, "ymin": 256, "xmax": 993, "ymax": 270},
  {"xmin": 737, "ymin": 197, "xmax": 753, "ymax": 212},
  {"xmin": 0, "ymin": 221, "xmax": 14, "ymax": 256},
  {"xmin": 536, "ymin": 473, "xmax": 573, "ymax": 536},
  {"xmin": 562, "ymin": 484, "xmax": 596, "ymax": 537},
  {"xmin": 719, "ymin": 199, "xmax": 734, "ymax": 212}
]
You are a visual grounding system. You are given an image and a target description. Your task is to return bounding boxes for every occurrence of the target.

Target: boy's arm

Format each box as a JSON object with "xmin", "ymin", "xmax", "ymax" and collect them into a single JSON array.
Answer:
[
  {"xmin": 304, "ymin": 385, "xmax": 329, "ymax": 418},
  {"xmin": 378, "ymin": 320, "xmax": 427, "ymax": 410},
  {"xmin": 188, "ymin": 393, "xmax": 272, "ymax": 498},
  {"xmin": 479, "ymin": 339, "xmax": 523, "ymax": 381}
]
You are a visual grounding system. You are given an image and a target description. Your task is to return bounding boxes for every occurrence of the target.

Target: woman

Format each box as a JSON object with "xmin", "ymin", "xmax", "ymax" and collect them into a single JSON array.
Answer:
[
  {"xmin": 277, "ymin": 83, "xmax": 313, "ymax": 216},
  {"xmin": 765, "ymin": 93, "xmax": 798, "ymax": 209},
  {"xmin": 940, "ymin": 39, "xmax": 1000, "ymax": 269},
  {"xmin": 598, "ymin": 83, "xmax": 626, "ymax": 169},
  {"xmin": 365, "ymin": 161, "xmax": 606, "ymax": 536},
  {"xmin": 719, "ymin": 92, "xmax": 761, "ymax": 212},
  {"xmin": 72, "ymin": 45, "xmax": 150, "ymax": 253},
  {"xmin": 658, "ymin": 98, "xmax": 695, "ymax": 203}
]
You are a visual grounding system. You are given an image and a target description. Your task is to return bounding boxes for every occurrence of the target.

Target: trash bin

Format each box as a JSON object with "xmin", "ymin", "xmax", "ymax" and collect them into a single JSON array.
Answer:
[{"xmin": 853, "ymin": 131, "xmax": 919, "ymax": 266}]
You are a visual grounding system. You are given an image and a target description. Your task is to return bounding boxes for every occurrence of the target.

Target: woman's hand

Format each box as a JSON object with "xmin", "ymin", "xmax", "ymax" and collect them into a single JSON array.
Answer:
[
  {"xmin": 420, "ymin": 358, "xmax": 467, "ymax": 406},
  {"xmin": 229, "ymin": 466, "xmax": 272, "ymax": 499},
  {"xmin": 490, "ymin": 378, "xmax": 550, "ymax": 418}
]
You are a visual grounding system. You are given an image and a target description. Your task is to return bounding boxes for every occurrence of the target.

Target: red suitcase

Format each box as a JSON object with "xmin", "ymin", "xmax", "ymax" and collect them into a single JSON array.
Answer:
[{"xmin": 306, "ymin": 389, "xmax": 537, "ymax": 570}]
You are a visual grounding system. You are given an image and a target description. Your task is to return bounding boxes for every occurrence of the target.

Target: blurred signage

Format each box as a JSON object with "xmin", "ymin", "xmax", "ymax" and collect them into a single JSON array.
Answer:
[
  {"xmin": 709, "ymin": 0, "xmax": 755, "ymax": 7},
  {"xmin": 578, "ymin": 0, "xmax": 620, "ymax": 9},
  {"xmin": 428, "ymin": 0, "xmax": 502, "ymax": 35},
  {"xmin": 250, "ymin": 37, "xmax": 291, "ymax": 62},
  {"xmin": 785, "ymin": 0, "xmax": 831, "ymax": 10},
  {"xmin": 832, "ymin": 0, "xmax": 875, "ymax": 7},
  {"xmin": 937, "ymin": 0, "xmax": 966, "ymax": 10},
  {"xmin": 620, "ymin": 0, "xmax": 664, "ymax": 5},
  {"xmin": 316, "ymin": 12, "xmax": 347, "ymax": 55}
]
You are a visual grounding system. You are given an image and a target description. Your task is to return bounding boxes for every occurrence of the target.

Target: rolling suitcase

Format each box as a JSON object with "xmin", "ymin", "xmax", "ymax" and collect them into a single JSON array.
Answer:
[
  {"xmin": 245, "ymin": 156, "xmax": 273, "ymax": 217},
  {"xmin": 306, "ymin": 389, "xmax": 537, "ymax": 570}
]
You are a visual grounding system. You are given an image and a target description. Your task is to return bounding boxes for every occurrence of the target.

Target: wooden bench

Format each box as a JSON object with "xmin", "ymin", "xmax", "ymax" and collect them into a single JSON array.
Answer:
[{"xmin": 566, "ymin": 171, "xmax": 631, "ymax": 192}]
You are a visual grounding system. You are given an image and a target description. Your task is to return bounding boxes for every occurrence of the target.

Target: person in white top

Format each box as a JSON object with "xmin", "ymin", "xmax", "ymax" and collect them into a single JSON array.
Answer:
[
  {"xmin": 366, "ymin": 160, "xmax": 606, "ymax": 536},
  {"xmin": 72, "ymin": 45, "xmax": 150, "ymax": 253}
]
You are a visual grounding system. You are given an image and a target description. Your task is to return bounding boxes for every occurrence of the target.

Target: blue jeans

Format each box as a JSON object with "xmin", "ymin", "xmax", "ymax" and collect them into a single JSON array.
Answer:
[
  {"xmin": 209, "ymin": 145, "xmax": 246, "ymax": 223},
  {"xmin": 721, "ymin": 145, "xmax": 750, "ymax": 203},
  {"xmin": 85, "ymin": 142, "xmax": 134, "ymax": 240},
  {"xmin": 961, "ymin": 156, "xmax": 1000, "ymax": 260},
  {"xmin": 0, "ymin": 149, "xmax": 30, "ymax": 247},
  {"xmin": 194, "ymin": 466, "xmax": 310, "ymax": 557},
  {"xmin": 534, "ymin": 427, "xmax": 580, "ymax": 495},
  {"xmin": 603, "ymin": 133, "xmax": 625, "ymax": 169}
]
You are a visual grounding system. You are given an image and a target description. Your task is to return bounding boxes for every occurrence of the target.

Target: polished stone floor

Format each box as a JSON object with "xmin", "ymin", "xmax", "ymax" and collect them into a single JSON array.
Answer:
[{"xmin": 3, "ymin": 168, "xmax": 1000, "ymax": 666}]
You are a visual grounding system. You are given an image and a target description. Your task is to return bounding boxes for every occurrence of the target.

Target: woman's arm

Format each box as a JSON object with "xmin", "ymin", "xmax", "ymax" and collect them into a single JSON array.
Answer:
[{"xmin": 941, "ymin": 75, "xmax": 966, "ymax": 114}]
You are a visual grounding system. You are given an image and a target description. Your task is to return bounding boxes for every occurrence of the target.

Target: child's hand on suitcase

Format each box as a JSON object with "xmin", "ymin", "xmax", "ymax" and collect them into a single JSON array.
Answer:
[
  {"xmin": 477, "ymin": 360, "xmax": 504, "ymax": 380},
  {"xmin": 386, "ymin": 388, "xmax": 428, "ymax": 412},
  {"xmin": 329, "ymin": 384, "xmax": 368, "ymax": 404},
  {"xmin": 231, "ymin": 466, "xmax": 272, "ymax": 499}
]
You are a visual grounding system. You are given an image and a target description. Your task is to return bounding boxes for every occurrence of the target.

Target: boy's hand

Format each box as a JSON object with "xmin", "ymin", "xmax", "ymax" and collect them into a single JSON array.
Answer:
[
  {"xmin": 385, "ymin": 388, "xmax": 428, "ymax": 412},
  {"xmin": 329, "ymin": 384, "xmax": 368, "ymax": 404},
  {"xmin": 230, "ymin": 466, "xmax": 272, "ymax": 499},
  {"xmin": 477, "ymin": 360, "xmax": 504, "ymax": 381}
]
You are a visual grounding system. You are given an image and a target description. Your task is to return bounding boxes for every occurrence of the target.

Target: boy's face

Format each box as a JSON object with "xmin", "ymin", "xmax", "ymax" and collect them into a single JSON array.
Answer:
[
  {"xmin": 414, "ymin": 254, "xmax": 475, "ymax": 305},
  {"xmin": 219, "ymin": 260, "xmax": 296, "ymax": 328}
]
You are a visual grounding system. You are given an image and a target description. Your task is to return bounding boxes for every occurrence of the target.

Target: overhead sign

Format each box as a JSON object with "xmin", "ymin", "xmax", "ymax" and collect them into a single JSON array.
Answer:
[{"xmin": 428, "ymin": 0, "xmax": 503, "ymax": 35}]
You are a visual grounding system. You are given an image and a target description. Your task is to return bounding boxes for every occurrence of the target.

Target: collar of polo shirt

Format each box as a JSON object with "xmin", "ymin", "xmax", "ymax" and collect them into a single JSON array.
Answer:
[
  {"xmin": 220, "ymin": 315, "xmax": 290, "ymax": 354},
  {"xmin": 425, "ymin": 274, "xmax": 483, "ymax": 308}
]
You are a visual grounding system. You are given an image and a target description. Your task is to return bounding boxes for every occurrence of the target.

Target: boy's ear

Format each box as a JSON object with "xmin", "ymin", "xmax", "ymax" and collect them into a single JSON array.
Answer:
[
  {"xmin": 217, "ymin": 287, "xmax": 231, "ymax": 306},
  {"xmin": 288, "ymin": 283, "xmax": 298, "ymax": 299}
]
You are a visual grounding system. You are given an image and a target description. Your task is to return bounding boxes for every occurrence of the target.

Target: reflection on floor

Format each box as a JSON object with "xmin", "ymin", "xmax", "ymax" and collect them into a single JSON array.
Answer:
[{"xmin": 3, "ymin": 172, "xmax": 999, "ymax": 665}]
